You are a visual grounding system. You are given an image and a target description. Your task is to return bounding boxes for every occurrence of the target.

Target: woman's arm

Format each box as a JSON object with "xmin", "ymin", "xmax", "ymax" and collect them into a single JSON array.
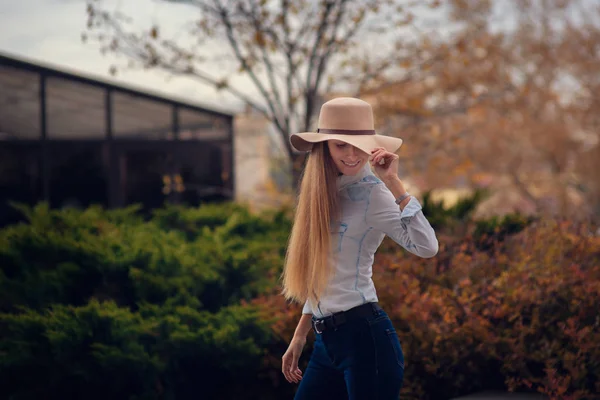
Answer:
[
  {"xmin": 366, "ymin": 182, "xmax": 439, "ymax": 258},
  {"xmin": 381, "ymin": 175, "xmax": 411, "ymax": 210},
  {"xmin": 282, "ymin": 313, "xmax": 312, "ymax": 383},
  {"xmin": 368, "ymin": 148, "xmax": 439, "ymax": 258},
  {"xmin": 293, "ymin": 313, "xmax": 313, "ymax": 341}
]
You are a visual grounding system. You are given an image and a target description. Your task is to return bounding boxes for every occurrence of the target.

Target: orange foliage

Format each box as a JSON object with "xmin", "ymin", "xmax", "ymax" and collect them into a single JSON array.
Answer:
[
  {"xmin": 253, "ymin": 219, "xmax": 600, "ymax": 399},
  {"xmin": 362, "ymin": 0, "xmax": 600, "ymax": 220}
]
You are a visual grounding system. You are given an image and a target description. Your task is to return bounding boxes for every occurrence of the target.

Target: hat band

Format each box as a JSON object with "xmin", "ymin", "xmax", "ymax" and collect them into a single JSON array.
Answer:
[{"xmin": 317, "ymin": 128, "xmax": 375, "ymax": 135}]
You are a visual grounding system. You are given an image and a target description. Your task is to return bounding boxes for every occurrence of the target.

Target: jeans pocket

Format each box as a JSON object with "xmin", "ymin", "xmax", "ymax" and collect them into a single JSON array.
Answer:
[
  {"xmin": 367, "ymin": 314, "xmax": 388, "ymax": 326},
  {"xmin": 385, "ymin": 329, "xmax": 405, "ymax": 369},
  {"xmin": 367, "ymin": 308, "xmax": 390, "ymax": 326}
]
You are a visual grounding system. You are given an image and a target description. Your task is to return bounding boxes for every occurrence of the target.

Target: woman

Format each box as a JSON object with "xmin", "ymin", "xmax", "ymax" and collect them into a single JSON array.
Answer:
[{"xmin": 280, "ymin": 97, "xmax": 438, "ymax": 400}]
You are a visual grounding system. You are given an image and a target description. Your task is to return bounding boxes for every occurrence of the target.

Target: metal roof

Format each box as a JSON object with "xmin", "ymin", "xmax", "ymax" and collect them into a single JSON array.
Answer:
[{"xmin": 0, "ymin": 51, "xmax": 234, "ymax": 141}]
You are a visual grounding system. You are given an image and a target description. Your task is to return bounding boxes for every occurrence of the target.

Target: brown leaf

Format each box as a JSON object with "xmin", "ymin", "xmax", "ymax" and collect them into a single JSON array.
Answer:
[
  {"xmin": 215, "ymin": 79, "xmax": 228, "ymax": 90},
  {"xmin": 254, "ymin": 31, "xmax": 266, "ymax": 47}
]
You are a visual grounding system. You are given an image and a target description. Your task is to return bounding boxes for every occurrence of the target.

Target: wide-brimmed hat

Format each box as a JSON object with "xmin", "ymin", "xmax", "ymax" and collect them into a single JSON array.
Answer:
[{"xmin": 290, "ymin": 97, "xmax": 403, "ymax": 155}]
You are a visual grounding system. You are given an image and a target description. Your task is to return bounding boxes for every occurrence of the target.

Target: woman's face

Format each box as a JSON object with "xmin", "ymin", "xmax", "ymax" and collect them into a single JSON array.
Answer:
[{"xmin": 327, "ymin": 139, "xmax": 369, "ymax": 176}]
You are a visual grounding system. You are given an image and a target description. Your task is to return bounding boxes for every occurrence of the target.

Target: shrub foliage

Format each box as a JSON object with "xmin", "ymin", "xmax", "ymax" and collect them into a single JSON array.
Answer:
[{"xmin": 0, "ymin": 200, "xmax": 598, "ymax": 399}]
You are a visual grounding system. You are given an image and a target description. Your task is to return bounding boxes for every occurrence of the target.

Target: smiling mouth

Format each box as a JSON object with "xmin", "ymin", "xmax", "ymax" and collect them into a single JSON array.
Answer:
[{"xmin": 341, "ymin": 160, "xmax": 360, "ymax": 167}]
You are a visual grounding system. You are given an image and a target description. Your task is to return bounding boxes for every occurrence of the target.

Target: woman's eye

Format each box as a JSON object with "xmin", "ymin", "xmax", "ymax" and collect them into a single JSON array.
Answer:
[{"xmin": 336, "ymin": 144, "xmax": 346, "ymax": 148}]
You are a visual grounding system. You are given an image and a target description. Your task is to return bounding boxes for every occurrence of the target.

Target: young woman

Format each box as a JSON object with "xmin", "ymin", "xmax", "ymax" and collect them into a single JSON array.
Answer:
[{"xmin": 280, "ymin": 97, "xmax": 439, "ymax": 400}]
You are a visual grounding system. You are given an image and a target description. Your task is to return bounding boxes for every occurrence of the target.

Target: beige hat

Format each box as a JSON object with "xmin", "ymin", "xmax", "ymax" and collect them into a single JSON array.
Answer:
[{"xmin": 290, "ymin": 97, "xmax": 403, "ymax": 155}]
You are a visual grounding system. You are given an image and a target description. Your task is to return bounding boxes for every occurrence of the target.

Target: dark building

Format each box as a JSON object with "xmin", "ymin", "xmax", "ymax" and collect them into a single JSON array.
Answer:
[{"xmin": 0, "ymin": 52, "xmax": 235, "ymax": 226}]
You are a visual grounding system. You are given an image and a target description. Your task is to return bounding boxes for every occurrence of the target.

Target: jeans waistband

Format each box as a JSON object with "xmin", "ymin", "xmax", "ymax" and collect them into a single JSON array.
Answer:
[{"xmin": 311, "ymin": 302, "xmax": 382, "ymax": 334}]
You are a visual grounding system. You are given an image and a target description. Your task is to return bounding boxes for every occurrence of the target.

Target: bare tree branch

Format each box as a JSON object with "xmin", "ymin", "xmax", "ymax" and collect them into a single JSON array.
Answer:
[
  {"xmin": 303, "ymin": 0, "xmax": 337, "ymax": 132},
  {"xmin": 510, "ymin": 170, "xmax": 541, "ymax": 211},
  {"xmin": 214, "ymin": 0, "xmax": 288, "ymax": 137},
  {"xmin": 246, "ymin": 0, "xmax": 287, "ymax": 131},
  {"xmin": 311, "ymin": 0, "xmax": 350, "ymax": 96},
  {"xmin": 82, "ymin": 0, "xmax": 466, "ymax": 174}
]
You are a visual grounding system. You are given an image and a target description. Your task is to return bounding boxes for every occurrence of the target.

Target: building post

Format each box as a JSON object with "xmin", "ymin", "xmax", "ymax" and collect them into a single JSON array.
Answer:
[
  {"xmin": 40, "ymin": 73, "xmax": 50, "ymax": 203},
  {"xmin": 105, "ymin": 88, "xmax": 120, "ymax": 208}
]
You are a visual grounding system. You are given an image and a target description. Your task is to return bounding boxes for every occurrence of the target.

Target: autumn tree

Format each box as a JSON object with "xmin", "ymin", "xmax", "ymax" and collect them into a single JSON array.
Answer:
[
  {"xmin": 362, "ymin": 0, "xmax": 600, "ymax": 219},
  {"xmin": 83, "ymin": 0, "xmax": 445, "ymax": 169}
]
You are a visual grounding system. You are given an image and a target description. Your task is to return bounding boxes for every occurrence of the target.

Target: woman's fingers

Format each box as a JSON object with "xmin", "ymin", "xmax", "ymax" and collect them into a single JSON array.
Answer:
[
  {"xmin": 370, "ymin": 148, "xmax": 386, "ymax": 165},
  {"xmin": 371, "ymin": 148, "xmax": 395, "ymax": 167},
  {"xmin": 292, "ymin": 369, "xmax": 301, "ymax": 383},
  {"xmin": 282, "ymin": 351, "xmax": 302, "ymax": 384},
  {"xmin": 282, "ymin": 354, "xmax": 292, "ymax": 382},
  {"xmin": 286, "ymin": 369, "xmax": 299, "ymax": 383},
  {"xmin": 291, "ymin": 353, "xmax": 302, "ymax": 382},
  {"xmin": 293, "ymin": 369, "xmax": 302, "ymax": 383}
]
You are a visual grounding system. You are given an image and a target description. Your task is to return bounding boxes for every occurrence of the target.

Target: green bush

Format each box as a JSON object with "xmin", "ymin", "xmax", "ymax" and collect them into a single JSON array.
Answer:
[
  {"xmin": 0, "ymin": 300, "xmax": 273, "ymax": 400},
  {"xmin": 473, "ymin": 212, "xmax": 536, "ymax": 250},
  {"xmin": 421, "ymin": 189, "xmax": 488, "ymax": 231},
  {"xmin": 0, "ymin": 202, "xmax": 288, "ymax": 314},
  {"xmin": 0, "ymin": 202, "xmax": 291, "ymax": 399}
]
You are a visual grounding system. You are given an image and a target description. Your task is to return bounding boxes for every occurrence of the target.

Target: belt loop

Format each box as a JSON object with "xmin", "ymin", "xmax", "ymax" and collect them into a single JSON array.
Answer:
[{"xmin": 371, "ymin": 303, "xmax": 379, "ymax": 315}]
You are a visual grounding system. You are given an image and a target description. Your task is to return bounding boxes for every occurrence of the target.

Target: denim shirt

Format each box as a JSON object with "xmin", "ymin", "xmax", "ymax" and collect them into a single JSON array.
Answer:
[{"xmin": 302, "ymin": 164, "xmax": 439, "ymax": 318}]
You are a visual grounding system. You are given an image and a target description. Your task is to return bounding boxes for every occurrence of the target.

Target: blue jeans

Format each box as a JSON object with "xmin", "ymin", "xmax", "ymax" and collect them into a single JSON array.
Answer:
[{"xmin": 294, "ymin": 308, "xmax": 405, "ymax": 400}]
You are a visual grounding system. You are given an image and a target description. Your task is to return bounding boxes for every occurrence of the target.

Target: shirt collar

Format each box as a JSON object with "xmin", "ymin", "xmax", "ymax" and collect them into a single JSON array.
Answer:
[{"xmin": 336, "ymin": 163, "xmax": 372, "ymax": 191}]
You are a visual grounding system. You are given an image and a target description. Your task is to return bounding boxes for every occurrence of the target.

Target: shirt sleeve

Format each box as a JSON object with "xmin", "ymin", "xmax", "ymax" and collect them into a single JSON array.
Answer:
[
  {"xmin": 366, "ymin": 183, "xmax": 439, "ymax": 258},
  {"xmin": 302, "ymin": 300, "xmax": 312, "ymax": 315}
]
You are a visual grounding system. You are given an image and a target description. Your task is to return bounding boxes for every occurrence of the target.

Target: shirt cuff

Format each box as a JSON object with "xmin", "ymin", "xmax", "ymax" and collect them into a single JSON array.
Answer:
[
  {"xmin": 302, "ymin": 300, "xmax": 312, "ymax": 315},
  {"xmin": 400, "ymin": 196, "xmax": 422, "ymax": 223}
]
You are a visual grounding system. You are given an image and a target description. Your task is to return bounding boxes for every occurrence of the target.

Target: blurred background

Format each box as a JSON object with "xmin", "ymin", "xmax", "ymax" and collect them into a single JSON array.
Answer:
[{"xmin": 0, "ymin": 1, "xmax": 598, "ymax": 399}]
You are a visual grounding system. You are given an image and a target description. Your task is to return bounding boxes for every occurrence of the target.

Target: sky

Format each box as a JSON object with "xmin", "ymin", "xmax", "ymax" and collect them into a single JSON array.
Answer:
[
  {"xmin": 0, "ymin": 0, "xmax": 453, "ymax": 117},
  {"xmin": 0, "ymin": 0, "xmax": 248, "ymax": 115},
  {"xmin": 1, "ymin": 0, "xmax": 594, "ymax": 118}
]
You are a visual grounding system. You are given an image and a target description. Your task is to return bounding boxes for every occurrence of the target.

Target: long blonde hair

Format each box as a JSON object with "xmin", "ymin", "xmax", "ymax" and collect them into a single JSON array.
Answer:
[{"xmin": 281, "ymin": 142, "xmax": 340, "ymax": 306}]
